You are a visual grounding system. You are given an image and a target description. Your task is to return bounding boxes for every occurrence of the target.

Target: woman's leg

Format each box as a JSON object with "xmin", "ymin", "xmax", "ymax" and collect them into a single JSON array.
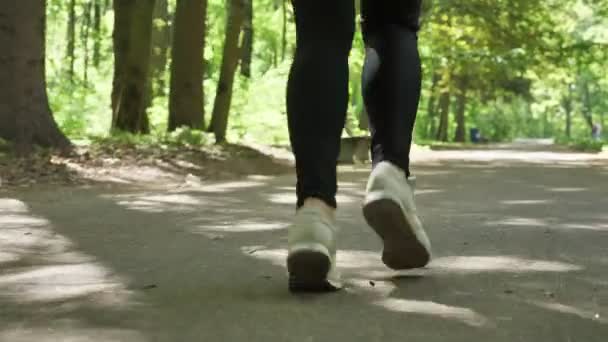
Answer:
[
  {"xmin": 286, "ymin": 0, "xmax": 356, "ymax": 292},
  {"xmin": 361, "ymin": 0, "xmax": 423, "ymax": 177},
  {"xmin": 287, "ymin": 0, "xmax": 355, "ymax": 208},
  {"xmin": 360, "ymin": 1, "xmax": 432, "ymax": 270}
]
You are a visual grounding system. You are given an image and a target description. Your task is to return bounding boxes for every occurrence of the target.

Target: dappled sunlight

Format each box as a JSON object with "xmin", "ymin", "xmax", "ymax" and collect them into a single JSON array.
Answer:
[
  {"xmin": 556, "ymin": 223, "xmax": 608, "ymax": 231},
  {"xmin": 193, "ymin": 180, "xmax": 266, "ymax": 193},
  {"xmin": 374, "ymin": 298, "xmax": 490, "ymax": 327},
  {"xmin": 486, "ymin": 216, "xmax": 608, "ymax": 232},
  {"xmin": 0, "ymin": 198, "xmax": 135, "ymax": 308},
  {"xmin": 486, "ymin": 217, "xmax": 549, "ymax": 227},
  {"xmin": 529, "ymin": 301, "xmax": 605, "ymax": 324},
  {"xmin": 0, "ymin": 251, "xmax": 20, "ymax": 264},
  {"xmin": 275, "ymin": 186, "xmax": 297, "ymax": 192},
  {"xmin": 0, "ymin": 214, "xmax": 50, "ymax": 229},
  {"xmin": 547, "ymin": 187, "xmax": 588, "ymax": 193},
  {"xmin": 338, "ymin": 166, "xmax": 372, "ymax": 174},
  {"xmin": 500, "ymin": 199, "xmax": 555, "ymax": 205},
  {"xmin": 244, "ymin": 247, "xmax": 491, "ymax": 327},
  {"xmin": 0, "ymin": 325, "xmax": 146, "ymax": 342},
  {"xmin": 267, "ymin": 193, "xmax": 296, "ymax": 205},
  {"xmin": 411, "ymin": 169, "xmax": 456, "ymax": 176},
  {"xmin": 103, "ymin": 192, "xmax": 205, "ymax": 213},
  {"xmin": 415, "ymin": 189, "xmax": 445, "ymax": 196},
  {"xmin": 245, "ymin": 248, "xmax": 583, "ymax": 277},
  {"xmin": 415, "ymin": 150, "xmax": 607, "ymax": 164},
  {"xmin": 0, "ymin": 264, "xmax": 130, "ymax": 304},
  {"xmin": 247, "ymin": 175, "xmax": 275, "ymax": 181},
  {"xmin": 337, "ymin": 181, "xmax": 364, "ymax": 189},
  {"xmin": 192, "ymin": 220, "xmax": 288, "ymax": 233},
  {"xmin": 243, "ymin": 248, "xmax": 383, "ymax": 271},
  {"xmin": 430, "ymin": 256, "xmax": 583, "ymax": 274}
]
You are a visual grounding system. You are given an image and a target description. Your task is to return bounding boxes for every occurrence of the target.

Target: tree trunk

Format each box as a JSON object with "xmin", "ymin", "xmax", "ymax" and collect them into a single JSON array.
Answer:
[
  {"xmin": 563, "ymin": 87, "xmax": 573, "ymax": 138},
  {"xmin": 168, "ymin": 0, "xmax": 208, "ymax": 131},
  {"xmin": 240, "ymin": 0, "xmax": 253, "ymax": 78},
  {"xmin": 601, "ymin": 111, "xmax": 605, "ymax": 139},
  {"xmin": 67, "ymin": 0, "xmax": 77, "ymax": 82},
  {"xmin": 111, "ymin": 0, "xmax": 156, "ymax": 134},
  {"xmin": 426, "ymin": 72, "xmax": 440, "ymax": 139},
  {"xmin": 580, "ymin": 79, "xmax": 594, "ymax": 130},
  {"xmin": 208, "ymin": 0, "xmax": 246, "ymax": 142},
  {"xmin": 453, "ymin": 76, "xmax": 468, "ymax": 142},
  {"xmin": 436, "ymin": 91, "xmax": 451, "ymax": 142},
  {"xmin": 281, "ymin": 0, "xmax": 287, "ymax": 61},
  {"xmin": 93, "ymin": 0, "xmax": 102, "ymax": 67},
  {"xmin": 146, "ymin": 0, "xmax": 171, "ymax": 111},
  {"xmin": 82, "ymin": 1, "xmax": 93, "ymax": 83},
  {"xmin": 0, "ymin": 1, "xmax": 71, "ymax": 152}
]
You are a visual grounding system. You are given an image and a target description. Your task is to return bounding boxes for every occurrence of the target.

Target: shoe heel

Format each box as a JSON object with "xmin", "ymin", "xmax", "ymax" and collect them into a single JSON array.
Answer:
[{"xmin": 287, "ymin": 243, "xmax": 332, "ymax": 292}]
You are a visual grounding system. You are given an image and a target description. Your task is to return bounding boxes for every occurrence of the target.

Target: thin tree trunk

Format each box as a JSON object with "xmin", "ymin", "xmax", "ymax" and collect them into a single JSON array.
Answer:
[
  {"xmin": 111, "ymin": 0, "xmax": 156, "ymax": 134},
  {"xmin": 0, "ymin": 1, "xmax": 71, "ymax": 153},
  {"xmin": 152, "ymin": 0, "xmax": 172, "ymax": 95},
  {"xmin": 93, "ymin": 0, "xmax": 102, "ymax": 67},
  {"xmin": 240, "ymin": 0, "xmax": 253, "ymax": 78},
  {"xmin": 563, "ymin": 85, "xmax": 573, "ymax": 138},
  {"xmin": 601, "ymin": 111, "xmax": 605, "ymax": 139},
  {"xmin": 208, "ymin": 0, "xmax": 247, "ymax": 142},
  {"xmin": 146, "ymin": 0, "xmax": 171, "ymax": 108},
  {"xmin": 426, "ymin": 72, "xmax": 440, "ymax": 139},
  {"xmin": 168, "ymin": 0, "xmax": 208, "ymax": 131},
  {"xmin": 453, "ymin": 76, "xmax": 468, "ymax": 142},
  {"xmin": 580, "ymin": 79, "xmax": 594, "ymax": 129},
  {"xmin": 436, "ymin": 91, "xmax": 451, "ymax": 142},
  {"xmin": 281, "ymin": 0, "xmax": 287, "ymax": 61},
  {"xmin": 67, "ymin": 0, "xmax": 77, "ymax": 82},
  {"xmin": 82, "ymin": 1, "xmax": 93, "ymax": 83}
]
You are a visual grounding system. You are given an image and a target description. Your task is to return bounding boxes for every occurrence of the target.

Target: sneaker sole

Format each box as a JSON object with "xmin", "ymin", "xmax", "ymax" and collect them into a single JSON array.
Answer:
[
  {"xmin": 363, "ymin": 198, "xmax": 430, "ymax": 270},
  {"xmin": 287, "ymin": 245, "xmax": 335, "ymax": 293}
]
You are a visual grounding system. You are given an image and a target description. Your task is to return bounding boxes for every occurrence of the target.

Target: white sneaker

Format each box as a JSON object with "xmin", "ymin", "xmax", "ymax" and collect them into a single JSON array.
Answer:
[
  {"xmin": 287, "ymin": 205, "xmax": 342, "ymax": 292},
  {"xmin": 363, "ymin": 161, "xmax": 432, "ymax": 269}
]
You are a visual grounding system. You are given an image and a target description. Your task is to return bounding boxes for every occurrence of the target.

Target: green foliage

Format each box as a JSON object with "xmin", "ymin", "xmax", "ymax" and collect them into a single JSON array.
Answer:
[
  {"xmin": 166, "ymin": 127, "xmax": 213, "ymax": 146},
  {"xmin": 44, "ymin": 0, "xmax": 608, "ymax": 148},
  {"xmin": 91, "ymin": 132, "xmax": 158, "ymax": 148},
  {"xmin": 556, "ymin": 136, "xmax": 604, "ymax": 153},
  {"xmin": 91, "ymin": 127, "xmax": 214, "ymax": 149}
]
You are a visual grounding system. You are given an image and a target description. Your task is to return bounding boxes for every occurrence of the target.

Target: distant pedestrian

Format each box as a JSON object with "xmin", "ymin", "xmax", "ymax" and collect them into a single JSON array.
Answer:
[{"xmin": 592, "ymin": 123, "xmax": 602, "ymax": 141}]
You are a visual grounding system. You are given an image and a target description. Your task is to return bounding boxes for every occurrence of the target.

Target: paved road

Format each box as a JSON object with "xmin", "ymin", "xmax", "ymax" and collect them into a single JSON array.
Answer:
[{"xmin": 1, "ymin": 148, "xmax": 607, "ymax": 341}]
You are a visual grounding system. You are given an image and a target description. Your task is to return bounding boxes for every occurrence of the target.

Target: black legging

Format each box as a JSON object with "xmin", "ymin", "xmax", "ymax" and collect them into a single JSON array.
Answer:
[{"xmin": 287, "ymin": 0, "xmax": 423, "ymax": 208}]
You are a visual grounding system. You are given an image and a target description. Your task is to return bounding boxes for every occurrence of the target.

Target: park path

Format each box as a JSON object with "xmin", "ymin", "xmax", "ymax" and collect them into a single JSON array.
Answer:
[{"xmin": 1, "ymin": 145, "xmax": 607, "ymax": 341}]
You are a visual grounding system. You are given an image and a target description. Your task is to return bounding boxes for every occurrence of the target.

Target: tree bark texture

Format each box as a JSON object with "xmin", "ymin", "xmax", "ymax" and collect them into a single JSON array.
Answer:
[
  {"xmin": 208, "ymin": 0, "xmax": 246, "ymax": 142},
  {"xmin": 240, "ymin": 0, "xmax": 253, "ymax": 78},
  {"xmin": 148, "ymin": 0, "xmax": 171, "ymax": 101},
  {"xmin": 67, "ymin": 0, "xmax": 77, "ymax": 82},
  {"xmin": 0, "ymin": 1, "xmax": 71, "ymax": 152},
  {"xmin": 111, "ymin": 0, "xmax": 156, "ymax": 133},
  {"xmin": 436, "ymin": 91, "xmax": 451, "ymax": 142},
  {"xmin": 453, "ymin": 76, "xmax": 468, "ymax": 142},
  {"xmin": 168, "ymin": 0, "xmax": 208, "ymax": 131}
]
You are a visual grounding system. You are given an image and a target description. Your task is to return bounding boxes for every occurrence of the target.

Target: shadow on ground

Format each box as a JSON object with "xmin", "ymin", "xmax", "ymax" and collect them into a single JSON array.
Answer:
[{"xmin": 1, "ymin": 149, "xmax": 607, "ymax": 341}]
